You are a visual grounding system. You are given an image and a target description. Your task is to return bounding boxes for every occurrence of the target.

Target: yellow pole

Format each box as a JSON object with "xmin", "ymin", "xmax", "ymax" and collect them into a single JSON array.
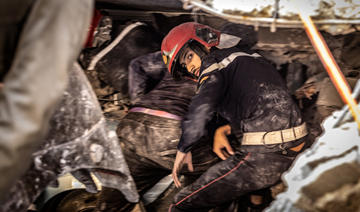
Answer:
[{"xmin": 298, "ymin": 13, "xmax": 360, "ymax": 129}]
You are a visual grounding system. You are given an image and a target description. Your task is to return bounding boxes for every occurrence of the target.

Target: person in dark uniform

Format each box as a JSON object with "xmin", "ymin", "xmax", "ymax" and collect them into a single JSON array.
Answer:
[
  {"xmin": 161, "ymin": 22, "xmax": 308, "ymax": 211},
  {"xmin": 119, "ymin": 51, "xmax": 219, "ymax": 191},
  {"xmin": 96, "ymin": 51, "xmax": 219, "ymax": 212}
]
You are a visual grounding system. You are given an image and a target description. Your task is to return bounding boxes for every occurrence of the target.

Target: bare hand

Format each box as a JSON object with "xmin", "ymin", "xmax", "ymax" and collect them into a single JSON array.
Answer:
[
  {"xmin": 213, "ymin": 125, "xmax": 234, "ymax": 160},
  {"xmin": 172, "ymin": 151, "xmax": 193, "ymax": 188}
]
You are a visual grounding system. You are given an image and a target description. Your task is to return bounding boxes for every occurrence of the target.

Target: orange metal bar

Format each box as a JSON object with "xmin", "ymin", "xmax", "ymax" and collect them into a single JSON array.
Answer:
[{"xmin": 298, "ymin": 14, "xmax": 360, "ymax": 129}]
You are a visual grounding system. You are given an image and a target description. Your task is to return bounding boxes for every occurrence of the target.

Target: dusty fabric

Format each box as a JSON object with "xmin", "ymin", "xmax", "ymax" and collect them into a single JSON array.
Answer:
[
  {"xmin": 170, "ymin": 150, "xmax": 297, "ymax": 212},
  {"xmin": 115, "ymin": 112, "xmax": 218, "ymax": 211},
  {"xmin": 93, "ymin": 51, "xmax": 219, "ymax": 211},
  {"xmin": 129, "ymin": 51, "xmax": 197, "ymax": 117},
  {"xmin": 0, "ymin": 0, "xmax": 93, "ymax": 201},
  {"xmin": 118, "ymin": 112, "xmax": 217, "ymax": 178},
  {"xmin": 125, "ymin": 51, "xmax": 218, "ymax": 192},
  {"xmin": 178, "ymin": 45, "xmax": 303, "ymax": 153},
  {"xmin": 0, "ymin": 63, "xmax": 138, "ymax": 212},
  {"xmin": 95, "ymin": 113, "xmax": 219, "ymax": 212}
]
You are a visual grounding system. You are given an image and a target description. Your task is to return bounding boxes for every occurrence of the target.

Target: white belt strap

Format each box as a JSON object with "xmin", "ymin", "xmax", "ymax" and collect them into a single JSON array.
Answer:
[
  {"xmin": 242, "ymin": 122, "xmax": 308, "ymax": 145},
  {"xmin": 200, "ymin": 51, "xmax": 261, "ymax": 78}
]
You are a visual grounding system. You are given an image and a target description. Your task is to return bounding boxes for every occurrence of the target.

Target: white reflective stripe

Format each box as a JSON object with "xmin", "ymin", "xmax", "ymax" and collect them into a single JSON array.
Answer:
[
  {"xmin": 200, "ymin": 51, "xmax": 261, "ymax": 77},
  {"xmin": 200, "ymin": 63, "xmax": 220, "ymax": 77},
  {"xmin": 88, "ymin": 22, "xmax": 145, "ymax": 70}
]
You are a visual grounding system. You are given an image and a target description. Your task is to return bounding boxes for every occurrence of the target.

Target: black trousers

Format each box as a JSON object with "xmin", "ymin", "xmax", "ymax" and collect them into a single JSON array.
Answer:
[
  {"xmin": 117, "ymin": 112, "xmax": 219, "ymax": 192},
  {"xmin": 169, "ymin": 149, "xmax": 300, "ymax": 212},
  {"xmin": 88, "ymin": 112, "xmax": 219, "ymax": 212}
]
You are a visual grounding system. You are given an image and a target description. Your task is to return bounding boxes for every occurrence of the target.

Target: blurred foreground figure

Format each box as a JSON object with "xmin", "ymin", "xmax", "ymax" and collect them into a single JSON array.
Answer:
[
  {"xmin": 0, "ymin": 63, "xmax": 138, "ymax": 212},
  {"xmin": 0, "ymin": 0, "xmax": 93, "ymax": 201}
]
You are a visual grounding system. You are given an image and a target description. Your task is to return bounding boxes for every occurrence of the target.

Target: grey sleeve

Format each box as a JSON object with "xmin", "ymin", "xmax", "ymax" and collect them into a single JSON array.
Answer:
[{"xmin": 0, "ymin": 0, "xmax": 93, "ymax": 200}]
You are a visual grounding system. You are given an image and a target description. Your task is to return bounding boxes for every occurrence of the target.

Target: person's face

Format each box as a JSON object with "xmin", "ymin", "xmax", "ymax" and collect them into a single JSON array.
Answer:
[{"xmin": 179, "ymin": 48, "xmax": 202, "ymax": 77}]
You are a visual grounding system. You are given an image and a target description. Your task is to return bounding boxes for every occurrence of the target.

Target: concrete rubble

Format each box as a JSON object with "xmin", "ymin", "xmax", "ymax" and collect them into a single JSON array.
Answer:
[
  {"xmin": 266, "ymin": 107, "xmax": 360, "ymax": 212},
  {"xmin": 200, "ymin": 0, "xmax": 360, "ymax": 34}
]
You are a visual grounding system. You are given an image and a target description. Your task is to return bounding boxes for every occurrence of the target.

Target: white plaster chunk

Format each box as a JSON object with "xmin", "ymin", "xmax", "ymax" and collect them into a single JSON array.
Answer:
[{"xmin": 266, "ymin": 109, "xmax": 360, "ymax": 211}]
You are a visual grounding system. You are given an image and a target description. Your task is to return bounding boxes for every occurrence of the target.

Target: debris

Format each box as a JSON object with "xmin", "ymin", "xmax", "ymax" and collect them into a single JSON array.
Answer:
[{"xmin": 266, "ymin": 106, "xmax": 360, "ymax": 212}]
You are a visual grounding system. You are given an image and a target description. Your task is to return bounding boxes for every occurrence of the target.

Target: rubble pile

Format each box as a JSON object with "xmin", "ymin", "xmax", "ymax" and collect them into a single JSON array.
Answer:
[
  {"xmin": 80, "ymin": 17, "xmax": 162, "ymax": 120},
  {"xmin": 267, "ymin": 108, "xmax": 360, "ymax": 212}
]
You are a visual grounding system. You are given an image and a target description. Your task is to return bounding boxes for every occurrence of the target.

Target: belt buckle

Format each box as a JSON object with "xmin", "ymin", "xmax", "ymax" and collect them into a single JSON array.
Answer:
[
  {"xmin": 261, "ymin": 131, "xmax": 283, "ymax": 146},
  {"xmin": 261, "ymin": 131, "xmax": 287, "ymax": 154},
  {"xmin": 261, "ymin": 131, "xmax": 281, "ymax": 145},
  {"xmin": 261, "ymin": 131, "xmax": 269, "ymax": 145}
]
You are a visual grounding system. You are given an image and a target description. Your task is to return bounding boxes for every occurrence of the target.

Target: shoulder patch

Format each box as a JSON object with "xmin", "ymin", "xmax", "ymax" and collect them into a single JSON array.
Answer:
[
  {"xmin": 199, "ymin": 76, "xmax": 209, "ymax": 85},
  {"xmin": 199, "ymin": 51, "xmax": 261, "ymax": 79},
  {"xmin": 196, "ymin": 75, "xmax": 210, "ymax": 94}
]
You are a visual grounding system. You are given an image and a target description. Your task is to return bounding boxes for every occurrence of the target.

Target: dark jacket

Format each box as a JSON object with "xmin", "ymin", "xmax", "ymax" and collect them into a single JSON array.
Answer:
[
  {"xmin": 178, "ymin": 45, "xmax": 303, "ymax": 153},
  {"xmin": 129, "ymin": 51, "xmax": 197, "ymax": 117}
]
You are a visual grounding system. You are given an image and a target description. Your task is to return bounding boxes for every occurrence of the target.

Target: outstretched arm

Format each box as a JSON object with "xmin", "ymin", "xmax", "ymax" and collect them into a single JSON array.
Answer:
[
  {"xmin": 128, "ymin": 51, "xmax": 166, "ymax": 103},
  {"xmin": 172, "ymin": 72, "xmax": 225, "ymax": 187},
  {"xmin": 172, "ymin": 151, "xmax": 193, "ymax": 188},
  {"xmin": 177, "ymin": 72, "xmax": 225, "ymax": 153}
]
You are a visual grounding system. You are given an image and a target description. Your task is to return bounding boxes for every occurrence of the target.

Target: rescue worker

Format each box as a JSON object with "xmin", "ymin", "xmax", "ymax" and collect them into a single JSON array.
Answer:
[
  {"xmin": 122, "ymin": 51, "xmax": 219, "ymax": 191},
  {"xmin": 161, "ymin": 22, "xmax": 308, "ymax": 211},
  {"xmin": 95, "ymin": 51, "xmax": 219, "ymax": 211}
]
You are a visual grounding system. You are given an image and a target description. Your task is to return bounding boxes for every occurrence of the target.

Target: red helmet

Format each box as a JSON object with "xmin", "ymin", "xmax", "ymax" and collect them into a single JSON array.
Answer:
[{"xmin": 161, "ymin": 22, "xmax": 220, "ymax": 77}]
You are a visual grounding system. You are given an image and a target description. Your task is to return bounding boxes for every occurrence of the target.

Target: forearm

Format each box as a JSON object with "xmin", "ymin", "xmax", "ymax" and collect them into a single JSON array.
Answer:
[
  {"xmin": 128, "ymin": 51, "xmax": 165, "ymax": 103},
  {"xmin": 178, "ymin": 74, "xmax": 225, "ymax": 152},
  {"xmin": 215, "ymin": 124, "xmax": 231, "ymax": 137}
]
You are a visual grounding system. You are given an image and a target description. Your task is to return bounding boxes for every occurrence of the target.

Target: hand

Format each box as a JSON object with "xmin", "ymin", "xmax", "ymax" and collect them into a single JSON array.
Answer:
[
  {"xmin": 172, "ymin": 151, "xmax": 193, "ymax": 188},
  {"xmin": 213, "ymin": 125, "xmax": 234, "ymax": 160}
]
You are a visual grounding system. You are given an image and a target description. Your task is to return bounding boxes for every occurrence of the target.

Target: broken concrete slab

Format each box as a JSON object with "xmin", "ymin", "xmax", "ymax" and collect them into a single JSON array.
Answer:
[{"xmin": 266, "ymin": 108, "xmax": 360, "ymax": 212}]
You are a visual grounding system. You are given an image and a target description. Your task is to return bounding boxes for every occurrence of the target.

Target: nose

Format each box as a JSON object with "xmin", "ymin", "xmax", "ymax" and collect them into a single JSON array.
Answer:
[{"xmin": 186, "ymin": 61, "xmax": 194, "ymax": 73}]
